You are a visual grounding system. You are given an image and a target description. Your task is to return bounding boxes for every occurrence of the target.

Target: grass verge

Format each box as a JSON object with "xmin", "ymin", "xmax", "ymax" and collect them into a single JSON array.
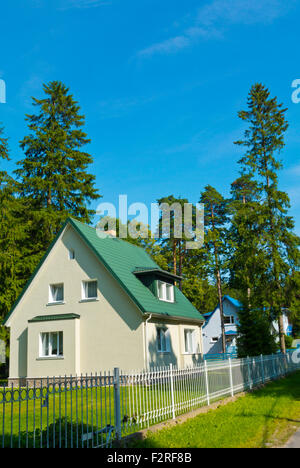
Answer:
[{"xmin": 129, "ymin": 371, "xmax": 300, "ymax": 448}]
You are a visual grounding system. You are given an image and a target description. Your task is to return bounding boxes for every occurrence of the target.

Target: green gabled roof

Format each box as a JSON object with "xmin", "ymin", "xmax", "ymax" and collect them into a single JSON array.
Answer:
[
  {"xmin": 3, "ymin": 218, "xmax": 204, "ymax": 325},
  {"xmin": 29, "ymin": 314, "xmax": 80, "ymax": 323},
  {"xmin": 69, "ymin": 218, "xmax": 204, "ymax": 322}
]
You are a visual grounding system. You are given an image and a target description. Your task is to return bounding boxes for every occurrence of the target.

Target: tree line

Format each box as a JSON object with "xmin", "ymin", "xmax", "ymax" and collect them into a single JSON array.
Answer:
[{"xmin": 0, "ymin": 81, "xmax": 299, "ymax": 364}]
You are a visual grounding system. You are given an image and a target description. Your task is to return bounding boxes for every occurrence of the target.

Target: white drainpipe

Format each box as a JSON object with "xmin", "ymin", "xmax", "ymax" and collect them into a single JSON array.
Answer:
[{"xmin": 145, "ymin": 314, "xmax": 152, "ymax": 370}]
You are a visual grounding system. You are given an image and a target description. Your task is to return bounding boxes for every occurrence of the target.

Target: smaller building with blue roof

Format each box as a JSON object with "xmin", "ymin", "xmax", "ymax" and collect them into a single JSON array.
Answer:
[{"xmin": 202, "ymin": 295, "xmax": 242, "ymax": 355}]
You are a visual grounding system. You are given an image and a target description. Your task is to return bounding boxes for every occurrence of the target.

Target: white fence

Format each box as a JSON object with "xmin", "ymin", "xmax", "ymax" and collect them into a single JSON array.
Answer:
[
  {"xmin": 1, "ymin": 351, "xmax": 300, "ymax": 448},
  {"xmin": 120, "ymin": 352, "xmax": 300, "ymax": 436}
]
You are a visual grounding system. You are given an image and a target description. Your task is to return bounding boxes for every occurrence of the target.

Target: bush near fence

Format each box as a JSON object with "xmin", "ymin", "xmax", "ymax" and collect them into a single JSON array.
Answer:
[{"xmin": 1, "ymin": 352, "xmax": 300, "ymax": 448}]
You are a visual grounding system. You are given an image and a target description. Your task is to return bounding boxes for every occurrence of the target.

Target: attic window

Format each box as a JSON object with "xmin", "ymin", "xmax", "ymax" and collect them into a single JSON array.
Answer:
[
  {"xmin": 82, "ymin": 280, "xmax": 98, "ymax": 300},
  {"xmin": 224, "ymin": 316, "xmax": 235, "ymax": 325},
  {"xmin": 157, "ymin": 281, "xmax": 174, "ymax": 303},
  {"xmin": 49, "ymin": 284, "xmax": 64, "ymax": 303},
  {"xmin": 69, "ymin": 249, "xmax": 75, "ymax": 260}
]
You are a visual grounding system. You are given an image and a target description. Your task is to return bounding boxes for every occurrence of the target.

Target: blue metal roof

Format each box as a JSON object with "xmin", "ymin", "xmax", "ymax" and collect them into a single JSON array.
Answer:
[
  {"xmin": 203, "ymin": 296, "xmax": 242, "ymax": 323},
  {"xmin": 223, "ymin": 295, "xmax": 242, "ymax": 309}
]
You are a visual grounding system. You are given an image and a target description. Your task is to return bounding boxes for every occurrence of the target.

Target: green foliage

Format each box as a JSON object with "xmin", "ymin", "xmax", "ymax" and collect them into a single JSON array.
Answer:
[
  {"xmin": 237, "ymin": 305, "xmax": 277, "ymax": 357},
  {"xmin": 284, "ymin": 335, "xmax": 294, "ymax": 349},
  {"xmin": 16, "ymin": 81, "xmax": 99, "ymax": 253},
  {"xmin": 199, "ymin": 185, "xmax": 230, "ymax": 352},
  {"xmin": 233, "ymin": 83, "xmax": 300, "ymax": 354},
  {"xmin": 0, "ymin": 126, "xmax": 33, "ymax": 326}
]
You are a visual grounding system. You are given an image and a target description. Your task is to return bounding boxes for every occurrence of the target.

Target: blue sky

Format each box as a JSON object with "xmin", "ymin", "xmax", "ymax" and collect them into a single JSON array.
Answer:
[{"xmin": 0, "ymin": 0, "xmax": 300, "ymax": 233}]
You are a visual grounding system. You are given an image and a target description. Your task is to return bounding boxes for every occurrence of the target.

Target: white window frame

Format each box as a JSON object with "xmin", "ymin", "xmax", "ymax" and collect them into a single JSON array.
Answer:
[
  {"xmin": 156, "ymin": 327, "xmax": 171, "ymax": 353},
  {"xmin": 69, "ymin": 249, "xmax": 75, "ymax": 260},
  {"xmin": 39, "ymin": 331, "xmax": 64, "ymax": 358},
  {"xmin": 49, "ymin": 283, "xmax": 64, "ymax": 304},
  {"xmin": 81, "ymin": 280, "xmax": 98, "ymax": 300},
  {"xmin": 157, "ymin": 281, "xmax": 174, "ymax": 303},
  {"xmin": 224, "ymin": 315, "xmax": 235, "ymax": 325},
  {"xmin": 184, "ymin": 329, "xmax": 197, "ymax": 354}
]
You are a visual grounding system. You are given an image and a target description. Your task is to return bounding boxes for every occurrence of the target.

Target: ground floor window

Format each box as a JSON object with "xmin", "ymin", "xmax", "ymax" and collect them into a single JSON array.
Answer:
[
  {"xmin": 40, "ymin": 332, "xmax": 63, "ymax": 357},
  {"xmin": 184, "ymin": 329, "xmax": 197, "ymax": 353},
  {"xmin": 156, "ymin": 327, "xmax": 170, "ymax": 352}
]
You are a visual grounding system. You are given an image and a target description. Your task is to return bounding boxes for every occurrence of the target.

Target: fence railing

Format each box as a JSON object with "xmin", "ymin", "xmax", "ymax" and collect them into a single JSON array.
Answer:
[{"xmin": 1, "ymin": 351, "xmax": 300, "ymax": 448}]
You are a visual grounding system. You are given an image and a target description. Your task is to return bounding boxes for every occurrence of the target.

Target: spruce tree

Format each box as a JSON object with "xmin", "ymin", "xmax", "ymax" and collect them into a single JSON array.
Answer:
[
  {"xmin": 16, "ymin": 81, "xmax": 99, "ymax": 254},
  {"xmin": 156, "ymin": 195, "xmax": 192, "ymax": 286},
  {"xmin": 235, "ymin": 83, "xmax": 300, "ymax": 353},
  {"xmin": 0, "ymin": 125, "xmax": 30, "ymax": 351},
  {"xmin": 199, "ymin": 185, "xmax": 229, "ymax": 353}
]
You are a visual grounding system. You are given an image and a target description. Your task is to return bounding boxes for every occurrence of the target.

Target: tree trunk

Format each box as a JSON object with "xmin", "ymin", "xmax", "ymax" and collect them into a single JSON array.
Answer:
[
  {"xmin": 178, "ymin": 241, "xmax": 185, "ymax": 291},
  {"xmin": 173, "ymin": 239, "xmax": 177, "ymax": 285},
  {"xmin": 278, "ymin": 314, "xmax": 286, "ymax": 354},
  {"xmin": 210, "ymin": 202, "xmax": 226, "ymax": 354},
  {"xmin": 216, "ymin": 269, "xmax": 226, "ymax": 354}
]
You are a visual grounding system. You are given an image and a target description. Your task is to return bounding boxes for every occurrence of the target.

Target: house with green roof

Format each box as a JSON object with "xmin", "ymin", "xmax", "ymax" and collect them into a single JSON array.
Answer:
[{"xmin": 4, "ymin": 218, "xmax": 204, "ymax": 382}]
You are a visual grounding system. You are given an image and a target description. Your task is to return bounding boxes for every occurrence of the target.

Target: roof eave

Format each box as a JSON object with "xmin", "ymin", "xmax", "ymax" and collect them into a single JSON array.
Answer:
[
  {"xmin": 145, "ymin": 312, "xmax": 204, "ymax": 325},
  {"xmin": 134, "ymin": 269, "xmax": 183, "ymax": 281}
]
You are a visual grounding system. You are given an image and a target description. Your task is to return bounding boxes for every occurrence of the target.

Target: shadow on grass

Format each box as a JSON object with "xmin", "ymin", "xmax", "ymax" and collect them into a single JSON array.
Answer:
[{"xmin": 2, "ymin": 417, "xmax": 114, "ymax": 448}]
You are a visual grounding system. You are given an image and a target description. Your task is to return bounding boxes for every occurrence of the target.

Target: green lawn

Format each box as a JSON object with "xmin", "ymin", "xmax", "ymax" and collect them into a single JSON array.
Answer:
[
  {"xmin": 0, "ymin": 378, "xmax": 208, "ymax": 448},
  {"xmin": 129, "ymin": 371, "xmax": 300, "ymax": 448}
]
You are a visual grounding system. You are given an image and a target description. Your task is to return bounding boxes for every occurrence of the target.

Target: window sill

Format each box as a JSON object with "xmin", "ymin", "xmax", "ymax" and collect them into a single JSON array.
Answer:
[
  {"xmin": 182, "ymin": 352, "xmax": 199, "ymax": 355},
  {"xmin": 46, "ymin": 301, "xmax": 65, "ymax": 307},
  {"xmin": 37, "ymin": 357, "xmax": 64, "ymax": 361},
  {"xmin": 79, "ymin": 298, "xmax": 99, "ymax": 303}
]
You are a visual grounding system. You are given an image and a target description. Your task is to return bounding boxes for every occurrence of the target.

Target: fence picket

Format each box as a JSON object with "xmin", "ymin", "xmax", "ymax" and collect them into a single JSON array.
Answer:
[{"xmin": 1, "ymin": 351, "xmax": 299, "ymax": 448}]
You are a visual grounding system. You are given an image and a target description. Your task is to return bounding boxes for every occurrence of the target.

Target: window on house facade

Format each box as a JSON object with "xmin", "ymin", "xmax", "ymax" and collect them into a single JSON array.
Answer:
[
  {"xmin": 82, "ymin": 280, "xmax": 98, "ymax": 300},
  {"xmin": 211, "ymin": 337, "xmax": 219, "ymax": 343},
  {"xmin": 184, "ymin": 329, "xmax": 196, "ymax": 354},
  {"xmin": 49, "ymin": 284, "xmax": 64, "ymax": 303},
  {"xmin": 156, "ymin": 327, "xmax": 170, "ymax": 352},
  {"xmin": 40, "ymin": 332, "xmax": 63, "ymax": 357},
  {"xmin": 224, "ymin": 315, "xmax": 235, "ymax": 325},
  {"xmin": 69, "ymin": 249, "xmax": 75, "ymax": 260},
  {"xmin": 157, "ymin": 281, "xmax": 174, "ymax": 303}
]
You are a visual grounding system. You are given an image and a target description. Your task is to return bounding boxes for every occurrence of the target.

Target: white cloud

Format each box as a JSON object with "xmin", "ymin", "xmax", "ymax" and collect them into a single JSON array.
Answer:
[
  {"xmin": 138, "ymin": 36, "xmax": 191, "ymax": 58},
  {"xmin": 287, "ymin": 163, "xmax": 300, "ymax": 177},
  {"xmin": 138, "ymin": 0, "xmax": 293, "ymax": 57},
  {"xmin": 59, "ymin": 0, "xmax": 111, "ymax": 9},
  {"xmin": 30, "ymin": 0, "xmax": 111, "ymax": 10}
]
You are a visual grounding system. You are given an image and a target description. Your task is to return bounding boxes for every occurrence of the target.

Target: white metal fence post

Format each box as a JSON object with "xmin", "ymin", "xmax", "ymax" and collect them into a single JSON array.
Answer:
[
  {"xmin": 229, "ymin": 358, "xmax": 234, "ymax": 397},
  {"xmin": 113, "ymin": 368, "xmax": 122, "ymax": 441},
  {"xmin": 260, "ymin": 354, "xmax": 265, "ymax": 384},
  {"xmin": 204, "ymin": 360, "xmax": 210, "ymax": 406},
  {"xmin": 272, "ymin": 354, "xmax": 276, "ymax": 379},
  {"xmin": 169, "ymin": 364, "xmax": 176, "ymax": 420},
  {"xmin": 247, "ymin": 357, "xmax": 252, "ymax": 390}
]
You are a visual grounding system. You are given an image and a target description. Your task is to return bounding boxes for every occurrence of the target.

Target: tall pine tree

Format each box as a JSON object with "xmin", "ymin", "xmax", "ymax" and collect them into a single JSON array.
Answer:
[
  {"xmin": 16, "ymin": 81, "xmax": 99, "ymax": 256},
  {"xmin": 235, "ymin": 83, "xmax": 300, "ymax": 353},
  {"xmin": 0, "ymin": 125, "xmax": 31, "ymax": 364},
  {"xmin": 199, "ymin": 185, "xmax": 229, "ymax": 353}
]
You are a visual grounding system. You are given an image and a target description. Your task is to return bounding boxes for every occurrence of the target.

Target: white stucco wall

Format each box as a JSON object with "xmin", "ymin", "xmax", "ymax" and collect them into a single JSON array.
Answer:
[
  {"xmin": 7, "ymin": 224, "xmax": 204, "ymax": 378},
  {"xmin": 7, "ymin": 225, "xmax": 145, "ymax": 378},
  {"xmin": 202, "ymin": 299, "xmax": 239, "ymax": 354},
  {"xmin": 146, "ymin": 320, "xmax": 203, "ymax": 368}
]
